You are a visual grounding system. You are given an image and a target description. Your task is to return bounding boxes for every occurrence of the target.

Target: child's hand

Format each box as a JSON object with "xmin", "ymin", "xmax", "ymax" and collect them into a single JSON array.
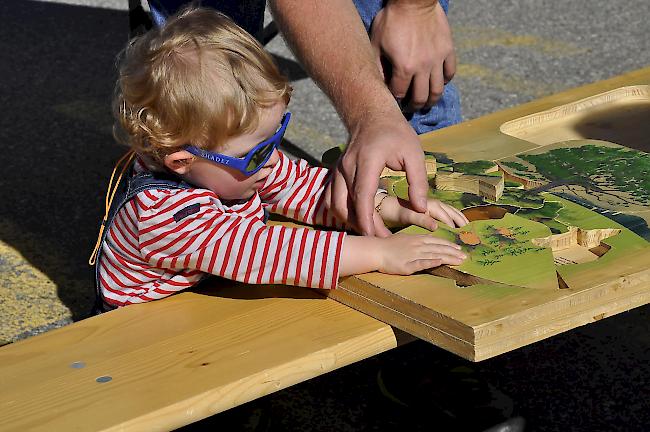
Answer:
[
  {"xmin": 375, "ymin": 194, "xmax": 469, "ymax": 230},
  {"xmin": 377, "ymin": 233, "xmax": 466, "ymax": 275}
]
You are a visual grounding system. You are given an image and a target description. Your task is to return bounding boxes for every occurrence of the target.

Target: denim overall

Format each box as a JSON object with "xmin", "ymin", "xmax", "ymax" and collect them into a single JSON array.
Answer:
[
  {"xmin": 147, "ymin": 0, "xmax": 462, "ymax": 133},
  {"xmin": 92, "ymin": 162, "xmax": 271, "ymax": 315},
  {"xmin": 92, "ymin": 163, "xmax": 192, "ymax": 315}
]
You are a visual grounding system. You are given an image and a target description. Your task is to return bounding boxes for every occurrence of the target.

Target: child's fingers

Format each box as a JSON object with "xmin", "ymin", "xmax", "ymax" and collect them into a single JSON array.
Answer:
[
  {"xmin": 402, "ymin": 252, "xmax": 465, "ymax": 275},
  {"xmin": 427, "ymin": 252, "xmax": 466, "ymax": 265},
  {"xmin": 407, "ymin": 258, "xmax": 443, "ymax": 273},
  {"xmin": 425, "ymin": 200, "xmax": 471, "ymax": 228},
  {"xmin": 424, "ymin": 247, "xmax": 467, "ymax": 261},
  {"xmin": 404, "ymin": 208, "xmax": 438, "ymax": 231},
  {"xmin": 419, "ymin": 239, "xmax": 467, "ymax": 259},
  {"xmin": 445, "ymin": 204, "xmax": 470, "ymax": 227},
  {"xmin": 396, "ymin": 198, "xmax": 466, "ymax": 230},
  {"xmin": 427, "ymin": 201, "xmax": 456, "ymax": 227},
  {"xmin": 410, "ymin": 238, "xmax": 466, "ymax": 259},
  {"xmin": 404, "ymin": 251, "xmax": 464, "ymax": 271},
  {"xmin": 418, "ymin": 235, "xmax": 462, "ymax": 250}
]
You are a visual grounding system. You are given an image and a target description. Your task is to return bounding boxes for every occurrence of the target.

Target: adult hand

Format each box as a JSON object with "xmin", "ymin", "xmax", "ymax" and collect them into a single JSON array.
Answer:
[
  {"xmin": 328, "ymin": 110, "xmax": 429, "ymax": 237},
  {"xmin": 269, "ymin": 0, "xmax": 435, "ymax": 237},
  {"xmin": 370, "ymin": 0, "xmax": 456, "ymax": 111}
]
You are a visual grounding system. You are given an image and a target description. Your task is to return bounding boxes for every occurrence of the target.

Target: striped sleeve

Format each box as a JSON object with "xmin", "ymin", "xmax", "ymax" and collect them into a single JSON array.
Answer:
[
  {"xmin": 258, "ymin": 152, "xmax": 344, "ymax": 229},
  {"xmin": 138, "ymin": 188, "xmax": 346, "ymax": 290}
]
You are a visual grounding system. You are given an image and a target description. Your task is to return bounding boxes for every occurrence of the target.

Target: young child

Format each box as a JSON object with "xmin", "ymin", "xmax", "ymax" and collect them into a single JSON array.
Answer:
[{"xmin": 90, "ymin": 7, "xmax": 468, "ymax": 312}]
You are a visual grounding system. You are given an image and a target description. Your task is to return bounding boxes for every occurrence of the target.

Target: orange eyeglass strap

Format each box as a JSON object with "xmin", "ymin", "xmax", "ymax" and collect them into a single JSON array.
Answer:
[{"xmin": 88, "ymin": 151, "xmax": 136, "ymax": 266}]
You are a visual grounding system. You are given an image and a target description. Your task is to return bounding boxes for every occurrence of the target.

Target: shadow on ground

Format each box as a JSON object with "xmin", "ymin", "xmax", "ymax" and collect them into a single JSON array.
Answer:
[{"xmin": 0, "ymin": 0, "xmax": 129, "ymax": 319}]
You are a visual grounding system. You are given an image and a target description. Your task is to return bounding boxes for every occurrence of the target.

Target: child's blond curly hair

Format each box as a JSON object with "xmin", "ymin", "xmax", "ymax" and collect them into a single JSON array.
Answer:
[{"xmin": 114, "ymin": 6, "xmax": 292, "ymax": 167}]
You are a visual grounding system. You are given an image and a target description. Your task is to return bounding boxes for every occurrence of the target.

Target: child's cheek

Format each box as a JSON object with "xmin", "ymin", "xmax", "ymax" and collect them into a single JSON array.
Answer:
[{"xmin": 220, "ymin": 176, "xmax": 258, "ymax": 200}]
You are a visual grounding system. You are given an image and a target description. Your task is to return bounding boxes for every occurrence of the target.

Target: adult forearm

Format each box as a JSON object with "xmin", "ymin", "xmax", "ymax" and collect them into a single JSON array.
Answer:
[{"xmin": 268, "ymin": 0, "xmax": 401, "ymax": 129}]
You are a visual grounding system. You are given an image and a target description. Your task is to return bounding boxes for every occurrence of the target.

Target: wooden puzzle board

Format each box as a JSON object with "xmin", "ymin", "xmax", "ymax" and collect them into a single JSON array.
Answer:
[
  {"xmin": 500, "ymin": 85, "xmax": 650, "ymax": 152},
  {"xmin": 330, "ymin": 68, "xmax": 650, "ymax": 361}
]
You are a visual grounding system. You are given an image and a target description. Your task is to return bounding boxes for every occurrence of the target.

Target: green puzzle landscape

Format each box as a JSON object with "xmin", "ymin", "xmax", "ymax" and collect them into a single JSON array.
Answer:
[
  {"xmin": 403, "ymin": 215, "xmax": 558, "ymax": 290},
  {"xmin": 385, "ymin": 140, "xmax": 650, "ymax": 290}
]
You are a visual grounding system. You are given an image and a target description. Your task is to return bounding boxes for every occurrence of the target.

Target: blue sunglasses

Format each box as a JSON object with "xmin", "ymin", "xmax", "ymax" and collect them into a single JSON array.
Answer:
[{"xmin": 185, "ymin": 112, "xmax": 291, "ymax": 176}]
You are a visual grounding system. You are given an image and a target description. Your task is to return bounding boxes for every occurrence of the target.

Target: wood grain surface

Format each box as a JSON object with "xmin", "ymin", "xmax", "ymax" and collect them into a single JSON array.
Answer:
[{"xmin": 0, "ymin": 285, "xmax": 395, "ymax": 431}]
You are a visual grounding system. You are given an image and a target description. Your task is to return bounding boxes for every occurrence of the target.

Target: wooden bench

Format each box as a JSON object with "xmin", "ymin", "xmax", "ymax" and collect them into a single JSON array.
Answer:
[{"xmin": 0, "ymin": 283, "xmax": 398, "ymax": 431}]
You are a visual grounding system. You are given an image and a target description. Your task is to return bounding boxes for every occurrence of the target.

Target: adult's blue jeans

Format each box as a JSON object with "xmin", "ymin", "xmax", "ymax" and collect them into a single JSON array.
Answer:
[
  {"xmin": 353, "ymin": 0, "xmax": 462, "ymax": 133},
  {"xmin": 148, "ymin": 0, "xmax": 266, "ymax": 39},
  {"xmin": 148, "ymin": 0, "xmax": 462, "ymax": 134}
]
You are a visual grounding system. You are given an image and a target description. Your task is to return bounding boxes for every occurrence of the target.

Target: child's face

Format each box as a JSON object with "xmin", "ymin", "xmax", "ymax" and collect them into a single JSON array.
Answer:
[{"xmin": 182, "ymin": 102, "xmax": 286, "ymax": 200}]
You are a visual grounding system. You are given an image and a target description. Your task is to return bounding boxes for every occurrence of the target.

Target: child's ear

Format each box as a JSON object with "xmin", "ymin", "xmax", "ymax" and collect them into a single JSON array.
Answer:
[{"xmin": 163, "ymin": 150, "xmax": 195, "ymax": 175}]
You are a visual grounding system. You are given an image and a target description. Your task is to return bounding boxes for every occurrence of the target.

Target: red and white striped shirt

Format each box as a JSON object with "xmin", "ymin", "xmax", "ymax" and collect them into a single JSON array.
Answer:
[{"xmin": 98, "ymin": 152, "xmax": 345, "ymax": 307}]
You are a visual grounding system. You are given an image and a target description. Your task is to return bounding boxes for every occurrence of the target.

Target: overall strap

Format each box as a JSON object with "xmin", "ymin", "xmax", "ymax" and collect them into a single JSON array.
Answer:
[
  {"xmin": 89, "ymin": 152, "xmax": 193, "ymax": 315},
  {"xmin": 89, "ymin": 152, "xmax": 193, "ymax": 265},
  {"xmin": 89, "ymin": 152, "xmax": 135, "ymax": 266}
]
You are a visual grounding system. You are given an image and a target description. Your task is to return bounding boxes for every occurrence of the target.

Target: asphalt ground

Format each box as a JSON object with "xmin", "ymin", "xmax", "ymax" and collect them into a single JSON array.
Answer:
[{"xmin": 1, "ymin": 1, "xmax": 649, "ymax": 431}]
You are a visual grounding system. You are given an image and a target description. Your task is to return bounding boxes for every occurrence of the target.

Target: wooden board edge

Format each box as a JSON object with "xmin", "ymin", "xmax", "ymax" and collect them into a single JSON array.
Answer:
[
  {"xmin": 337, "ymin": 276, "xmax": 476, "ymax": 342},
  {"xmin": 331, "ymin": 267, "xmax": 650, "ymax": 363},
  {"xmin": 329, "ymin": 286, "xmax": 476, "ymax": 362},
  {"xmin": 473, "ymin": 287, "xmax": 650, "ymax": 362},
  {"xmin": 473, "ymin": 267, "xmax": 650, "ymax": 344},
  {"xmin": 471, "ymin": 267, "xmax": 650, "ymax": 360},
  {"xmin": 452, "ymin": 67, "xmax": 650, "ymax": 133},
  {"xmin": 499, "ymin": 85, "xmax": 650, "ymax": 135}
]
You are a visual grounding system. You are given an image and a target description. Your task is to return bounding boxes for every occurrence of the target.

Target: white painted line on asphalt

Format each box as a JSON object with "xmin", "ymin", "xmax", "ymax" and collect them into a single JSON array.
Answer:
[{"xmin": 33, "ymin": 0, "xmax": 129, "ymax": 11}]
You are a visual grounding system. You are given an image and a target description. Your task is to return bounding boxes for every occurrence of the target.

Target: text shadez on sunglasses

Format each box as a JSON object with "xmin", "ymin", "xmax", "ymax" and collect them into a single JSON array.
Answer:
[{"xmin": 185, "ymin": 112, "xmax": 291, "ymax": 176}]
